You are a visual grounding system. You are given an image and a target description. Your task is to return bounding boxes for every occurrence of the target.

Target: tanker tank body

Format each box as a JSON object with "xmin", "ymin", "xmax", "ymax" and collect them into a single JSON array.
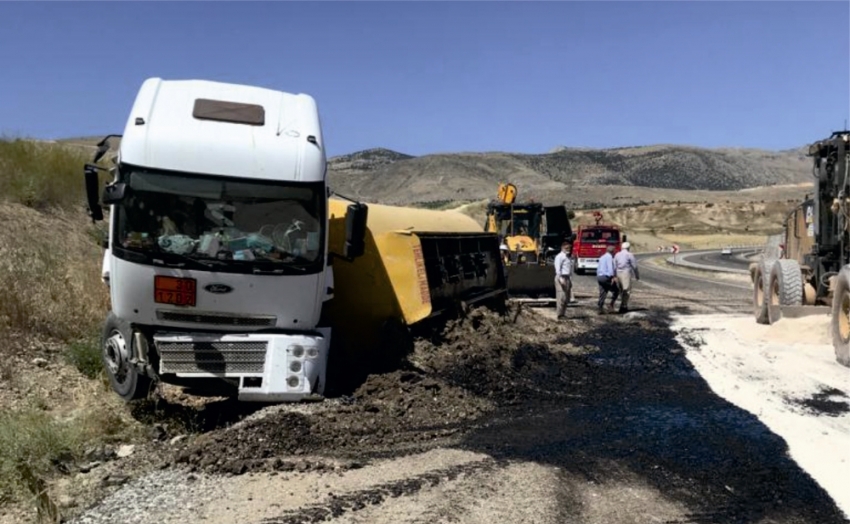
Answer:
[{"xmin": 322, "ymin": 198, "xmax": 507, "ymax": 390}]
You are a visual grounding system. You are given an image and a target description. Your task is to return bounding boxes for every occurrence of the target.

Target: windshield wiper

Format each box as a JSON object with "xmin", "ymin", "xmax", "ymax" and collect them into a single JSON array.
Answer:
[
  {"xmin": 252, "ymin": 265, "xmax": 307, "ymax": 274},
  {"xmin": 152, "ymin": 252, "xmax": 220, "ymax": 270}
]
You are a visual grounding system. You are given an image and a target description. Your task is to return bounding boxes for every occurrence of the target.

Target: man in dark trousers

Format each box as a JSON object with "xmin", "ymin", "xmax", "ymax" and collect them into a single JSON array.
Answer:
[{"xmin": 596, "ymin": 245, "xmax": 619, "ymax": 314}]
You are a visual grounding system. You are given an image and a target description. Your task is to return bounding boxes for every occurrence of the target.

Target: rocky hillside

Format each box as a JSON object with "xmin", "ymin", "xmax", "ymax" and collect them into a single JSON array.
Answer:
[{"xmin": 328, "ymin": 145, "xmax": 811, "ymax": 206}]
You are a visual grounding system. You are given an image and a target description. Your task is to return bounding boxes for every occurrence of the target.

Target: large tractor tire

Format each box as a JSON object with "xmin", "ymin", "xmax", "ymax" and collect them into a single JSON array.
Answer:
[
  {"xmin": 830, "ymin": 266, "xmax": 850, "ymax": 368},
  {"xmin": 767, "ymin": 259, "xmax": 803, "ymax": 324},
  {"xmin": 752, "ymin": 258, "xmax": 773, "ymax": 324},
  {"xmin": 101, "ymin": 312, "xmax": 152, "ymax": 401}
]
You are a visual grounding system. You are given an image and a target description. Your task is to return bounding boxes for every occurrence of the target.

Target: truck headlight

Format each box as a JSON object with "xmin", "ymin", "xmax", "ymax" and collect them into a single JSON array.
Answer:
[
  {"xmin": 290, "ymin": 361, "xmax": 302, "ymax": 373},
  {"xmin": 290, "ymin": 345, "xmax": 304, "ymax": 358},
  {"xmin": 287, "ymin": 376, "xmax": 300, "ymax": 388},
  {"xmin": 306, "ymin": 347, "xmax": 319, "ymax": 359}
]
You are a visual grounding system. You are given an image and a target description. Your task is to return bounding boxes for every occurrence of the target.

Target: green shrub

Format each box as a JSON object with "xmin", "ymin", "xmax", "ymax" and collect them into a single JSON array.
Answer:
[
  {"xmin": 65, "ymin": 334, "xmax": 103, "ymax": 380},
  {"xmin": 0, "ymin": 406, "xmax": 82, "ymax": 505}
]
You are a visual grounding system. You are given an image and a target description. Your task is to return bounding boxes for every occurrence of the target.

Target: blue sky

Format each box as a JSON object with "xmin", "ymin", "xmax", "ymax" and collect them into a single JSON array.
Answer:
[{"xmin": 0, "ymin": 1, "xmax": 848, "ymax": 157}]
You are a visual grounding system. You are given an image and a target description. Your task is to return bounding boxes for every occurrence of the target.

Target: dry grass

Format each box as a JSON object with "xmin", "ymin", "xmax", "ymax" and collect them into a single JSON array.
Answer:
[
  {"xmin": 0, "ymin": 395, "xmax": 140, "ymax": 518},
  {"xmin": 0, "ymin": 139, "xmax": 126, "ymax": 519},
  {"xmin": 0, "ymin": 204, "xmax": 108, "ymax": 341},
  {"xmin": 0, "ymin": 138, "xmax": 93, "ymax": 211},
  {"xmin": 573, "ymin": 200, "xmax": 792, "ymax": 235}
]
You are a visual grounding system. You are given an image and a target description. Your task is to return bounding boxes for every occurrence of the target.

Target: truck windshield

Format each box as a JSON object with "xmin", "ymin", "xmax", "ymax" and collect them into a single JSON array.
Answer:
[
  {"xmin": 580, "ymin": 229, "xmax": 620, "ymax": 243},
  {"xmin": 113, "ymin": 167, "xmax": 325, "ymax": 274}
]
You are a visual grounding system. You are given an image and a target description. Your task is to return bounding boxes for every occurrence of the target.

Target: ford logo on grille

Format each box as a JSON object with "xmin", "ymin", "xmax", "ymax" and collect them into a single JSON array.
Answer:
[{"xmin": 204, "ymin": 283, "xmax": 233, "ymax": 294}]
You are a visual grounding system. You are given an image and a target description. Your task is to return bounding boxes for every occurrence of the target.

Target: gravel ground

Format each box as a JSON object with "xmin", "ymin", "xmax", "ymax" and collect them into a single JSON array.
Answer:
[{"xmin": 64, "ymin": 270, "xmax": 850, "ymax": 524}]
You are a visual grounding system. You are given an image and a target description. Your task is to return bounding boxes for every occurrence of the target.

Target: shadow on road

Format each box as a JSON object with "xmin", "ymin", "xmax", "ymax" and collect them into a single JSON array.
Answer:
[{"xmin": 452, "ymin": 306, "xmax": 848, "ymax": 523}]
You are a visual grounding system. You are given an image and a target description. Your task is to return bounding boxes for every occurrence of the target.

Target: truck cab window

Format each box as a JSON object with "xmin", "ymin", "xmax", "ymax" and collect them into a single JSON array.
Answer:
[{"xmin": 114, "ymin": 167, "xmax": 324, "ymax": 273}]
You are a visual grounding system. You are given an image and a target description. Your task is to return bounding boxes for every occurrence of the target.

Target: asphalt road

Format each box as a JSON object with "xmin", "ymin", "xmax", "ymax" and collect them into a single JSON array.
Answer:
[
  {"xmin": 680, "ymin": 249, "xmax": 754, "ymax": 271},
  {"xmin": 617, "ymin": 251, "xmax": 752, "ymax": 314},
  {"xmin": 561, "ymin": 252, "xmax": 752, "ymax": 315}
]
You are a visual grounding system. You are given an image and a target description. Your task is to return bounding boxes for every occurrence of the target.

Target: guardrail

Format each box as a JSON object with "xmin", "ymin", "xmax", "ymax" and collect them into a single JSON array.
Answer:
[
  {"xmin": 663, "ymin": 246, "xmax": 764, "ymax": 275},
  {"xmin": 647, "ymin": 244, "xmax": 765, "ymax": 254}
]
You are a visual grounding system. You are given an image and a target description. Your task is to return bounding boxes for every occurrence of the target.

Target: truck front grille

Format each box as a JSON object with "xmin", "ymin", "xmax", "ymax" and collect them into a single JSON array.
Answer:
[
  {"xmin": 156, "ymin": 340, "xmax": 267, "ymax": 374},
  {"xmin": 156, "ymin": 310, "xmax": 276, "ymax": 328}
]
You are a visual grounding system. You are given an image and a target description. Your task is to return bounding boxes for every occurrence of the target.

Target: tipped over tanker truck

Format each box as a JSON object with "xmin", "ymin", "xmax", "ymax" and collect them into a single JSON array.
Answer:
[
  {"xmin": 750, "ymin": 129, "xmax": 850, "ymax": 368},
  {"xmin": 83, "ymin": 77, "xmax": 507, "ymax": 402}
]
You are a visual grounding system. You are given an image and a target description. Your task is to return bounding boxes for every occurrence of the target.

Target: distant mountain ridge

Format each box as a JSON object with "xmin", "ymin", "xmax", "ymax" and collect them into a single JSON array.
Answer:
[
  {"xmin": 328, "ymin": 143, "xmax": 811, "ymax": 205},
  {"xmin": 53, "ymin": 136, "xmax": 812, "ymax": 206}
]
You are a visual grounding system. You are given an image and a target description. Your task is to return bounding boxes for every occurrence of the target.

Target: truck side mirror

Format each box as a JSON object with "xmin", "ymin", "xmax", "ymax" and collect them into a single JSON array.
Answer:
[
  {"xmin": 84, "ymin": 164, "xmax": 104, "ymax": 222},
  {"xmin": 344, "ymin": 203, "xmax": 368, "ymax": 259},
  {"xmin": 102, "ymin": 182, "xmax": 127, "ymax": 205}
]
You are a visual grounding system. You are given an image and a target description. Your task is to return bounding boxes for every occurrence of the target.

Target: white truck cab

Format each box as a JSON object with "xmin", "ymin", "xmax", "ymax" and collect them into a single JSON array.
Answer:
[{"xmin": 85, "ymin": 78, "xmax": 366, "ymax": 402}]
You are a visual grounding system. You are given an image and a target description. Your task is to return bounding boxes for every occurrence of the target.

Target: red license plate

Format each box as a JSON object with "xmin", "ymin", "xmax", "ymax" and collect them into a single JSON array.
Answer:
[{"xmin": 154, "ymin": 276, "xmax": 197, "ymax": 307}]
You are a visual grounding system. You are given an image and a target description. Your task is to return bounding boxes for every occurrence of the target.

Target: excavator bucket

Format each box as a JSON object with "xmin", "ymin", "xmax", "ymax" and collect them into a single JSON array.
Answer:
[{"xmin": 497, "ymin": 182, "xmax": 517, "ymax": 204}]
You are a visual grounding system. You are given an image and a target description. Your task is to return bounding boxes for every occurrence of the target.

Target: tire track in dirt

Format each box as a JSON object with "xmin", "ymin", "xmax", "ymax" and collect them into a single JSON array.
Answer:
[{"xmin": 259, "ymin": 458, "xmax": 503, "ymax": 524}]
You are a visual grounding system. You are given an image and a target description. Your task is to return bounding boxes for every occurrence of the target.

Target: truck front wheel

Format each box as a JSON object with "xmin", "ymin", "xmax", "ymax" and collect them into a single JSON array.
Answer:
[
  {"xmin": 101, "ymin": 312, "xmax": 152, "ymax": 401},
  {"xmin": 830, "ymin": 267, "xmax": 850, "ymax": 368}
]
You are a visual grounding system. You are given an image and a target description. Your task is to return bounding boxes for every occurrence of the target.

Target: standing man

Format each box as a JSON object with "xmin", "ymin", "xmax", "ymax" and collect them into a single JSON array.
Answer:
[
  {"xmin": 596, "ymin": 245, "xmax": 619, "ymax": 314},
  {"xmin": 613, "ymin": 241, "xmax": 639, "ymax": 313},
  {"xmin": 565, "ymin": 242, "xmax": 577, "ymax": 304},
  {"xmin": 553, "ymin": 241, "xmax": 572, "ymax": 320}
]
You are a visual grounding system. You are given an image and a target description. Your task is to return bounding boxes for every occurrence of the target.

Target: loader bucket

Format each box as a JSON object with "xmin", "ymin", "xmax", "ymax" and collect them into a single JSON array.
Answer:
[{"xmin": 505, "ymin": 263, "xmax": 555, "ymax": 299}]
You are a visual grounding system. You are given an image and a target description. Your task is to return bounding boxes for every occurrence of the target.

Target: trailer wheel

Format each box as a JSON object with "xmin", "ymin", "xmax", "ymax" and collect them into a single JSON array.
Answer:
[
  {"xmin": 753, "ymin": 258, "xmax": 772, "ymax": 324},
  {"xmin": 101, "ymin": 312, "xmax": 152, "ymax": 401},
  {"xmin": 767, "ymin": 259, "xmax": 803, "ymax": 324},
  {"xmin": 830, "ymin": 267, "xmax": 850, "ymax": 367}
]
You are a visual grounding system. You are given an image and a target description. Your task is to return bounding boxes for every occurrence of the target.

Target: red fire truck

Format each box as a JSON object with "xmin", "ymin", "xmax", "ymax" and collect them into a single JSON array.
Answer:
[{"xmin": 571, "ymin": 211, "xmax": 626, "ymax": 274}]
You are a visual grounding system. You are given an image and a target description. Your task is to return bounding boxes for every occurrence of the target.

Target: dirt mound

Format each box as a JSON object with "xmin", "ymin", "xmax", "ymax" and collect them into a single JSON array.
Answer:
[
  {"xmin": 173, "ymin": 369, "xmax": 491, "ymax": 476},
  {"xmin": 171, "ymin": 303, "xmax": 576, "ymax": 476},
  {"xmin": 409, "ymin": 304, "xmax": 585, "ymax": 403}
]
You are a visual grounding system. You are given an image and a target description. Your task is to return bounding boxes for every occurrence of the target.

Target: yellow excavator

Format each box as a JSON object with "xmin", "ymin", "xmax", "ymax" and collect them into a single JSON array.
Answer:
[{"xmin": 484, "ymin": 183, "xmax": 574, "ymax": 298}]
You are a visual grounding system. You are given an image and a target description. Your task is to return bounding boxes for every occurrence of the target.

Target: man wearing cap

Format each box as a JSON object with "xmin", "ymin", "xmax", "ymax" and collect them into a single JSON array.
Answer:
[{"xmin": 613, "ymin": 241, "xmax": 640, "ymax": 313}]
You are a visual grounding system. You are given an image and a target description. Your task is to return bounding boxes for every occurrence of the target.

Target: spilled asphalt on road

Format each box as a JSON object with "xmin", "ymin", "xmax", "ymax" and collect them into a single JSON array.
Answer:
[{"xmin": 66, "ymin": 254, "xmax": 849, "ymax": 524}]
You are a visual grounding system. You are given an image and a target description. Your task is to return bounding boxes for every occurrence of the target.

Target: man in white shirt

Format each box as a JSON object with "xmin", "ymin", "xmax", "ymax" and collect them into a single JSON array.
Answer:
[
  {"xmin": 613, "ymin": 241, "xmax": 639, "ymax": 313},
  {"xmin": 553, "ymin": 241, "xmax": 572, "ymax": 319}
]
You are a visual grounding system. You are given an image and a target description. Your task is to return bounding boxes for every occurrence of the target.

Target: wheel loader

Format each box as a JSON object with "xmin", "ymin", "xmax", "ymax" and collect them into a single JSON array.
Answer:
[
  {"xmin": 750, "ymin": 129, "xmax": 850, "ymax": 368},
  {"xmin": 483, "ymin": 183, "xmax": 574, "ymax": 299}
]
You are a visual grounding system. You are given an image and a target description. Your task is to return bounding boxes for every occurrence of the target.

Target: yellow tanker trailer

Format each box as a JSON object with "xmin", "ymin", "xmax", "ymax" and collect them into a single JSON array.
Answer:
[{"xmin": 323, "ymin": 198, "xmax": 507, "ymax": 388}]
